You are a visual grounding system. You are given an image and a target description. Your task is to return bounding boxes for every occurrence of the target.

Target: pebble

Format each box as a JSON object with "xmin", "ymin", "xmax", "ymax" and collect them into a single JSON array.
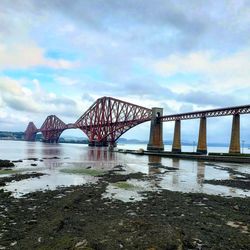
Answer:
[
  {"xmin": 26, "ymin": 219, "xmax": 37, "ymax": 225},
  {"xmin": 233, "ymin": 205, "xmax": 239, "ymax": 210},
  {"xmin": 75, "ymin": 239, "xmax": 87, "ymax": 248},
  {"xmin": 10, "ymin": 241, "xmax": 17, "ymax": 246}
]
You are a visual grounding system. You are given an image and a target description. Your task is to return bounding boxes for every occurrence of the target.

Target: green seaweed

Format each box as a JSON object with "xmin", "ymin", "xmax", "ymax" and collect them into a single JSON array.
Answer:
[
  {"xmin": 60, "ymin": 168, "xmax": 104, "ymax": 176},
  {"xmin": 0, "ymin": 168, "xmax": 41, "ymax": 175},
  {"xmin": 113, "ymin": 181, "xmax": 137, "ymax": 190},
  {"xmin": 0, "ymin": 169, "xmax": 18, "ymax": 175}
]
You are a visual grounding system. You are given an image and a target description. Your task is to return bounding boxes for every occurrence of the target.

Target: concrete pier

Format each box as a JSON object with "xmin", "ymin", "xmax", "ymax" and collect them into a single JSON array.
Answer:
[
  {"xmin": 229, "ymin": 114, "xmax": 240, "ymax": 153},
  {"xmin": 147, "ymin": 108, "xmax": 164, "ymax": 151},
  {"xmin": 172, "ymin": 120, "xmax": 181, "ymax": 153},
  {"xmin": 197, "ymin": 117, "xmax": 207, "ymax": 154}
]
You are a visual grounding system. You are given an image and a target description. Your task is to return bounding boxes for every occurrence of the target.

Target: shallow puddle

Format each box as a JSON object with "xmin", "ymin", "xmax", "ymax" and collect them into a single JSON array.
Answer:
[
  {"xmin": 103, "ymin": 183, "xmax": 146, "ymax": 202},
  {"xmin": 4, "ymin": 172, "xmax": 98, "ymax": 198}
]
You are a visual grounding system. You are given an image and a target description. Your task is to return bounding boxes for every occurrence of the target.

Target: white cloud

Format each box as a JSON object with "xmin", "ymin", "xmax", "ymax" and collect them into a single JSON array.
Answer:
[
  {"xmin": 0, "ymin": 0, "xmax": 249, "ymax": 142},
  {"xmin": 56, "ymin": 76, "xmax": 79, "ymax": 86},
  {"xmin": 0, "ymin": 77, "xmax": 82, "ymax": 118},
  {"xmin": 0, "ymin": 77, "xmax": 41, "ymax": 112},
  {"xmin": 153, "ymin": 50, "xmax": 250, "ymax": 93},
  {"xmin": 0, "ymin": 42, "xmax": 78, "ymax": 70}
]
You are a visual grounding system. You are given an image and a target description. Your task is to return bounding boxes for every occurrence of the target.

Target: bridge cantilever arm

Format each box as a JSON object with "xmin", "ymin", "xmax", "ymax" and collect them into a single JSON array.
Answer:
[{"xmin": 99, "ymin": 118, "xmax": 151, "ymax": 142}]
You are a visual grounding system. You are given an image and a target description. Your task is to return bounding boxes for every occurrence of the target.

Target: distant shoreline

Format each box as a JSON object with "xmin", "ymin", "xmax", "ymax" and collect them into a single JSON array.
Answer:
[{"xmin": 1, "ymin": 138, "xmax": 250, "ymax": 149}]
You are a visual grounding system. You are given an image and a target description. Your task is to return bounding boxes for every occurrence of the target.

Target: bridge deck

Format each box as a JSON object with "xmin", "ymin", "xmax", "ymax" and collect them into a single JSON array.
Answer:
[{"xmin": 160, "ymin": 104, "xmax": 250, "ymax": 121}]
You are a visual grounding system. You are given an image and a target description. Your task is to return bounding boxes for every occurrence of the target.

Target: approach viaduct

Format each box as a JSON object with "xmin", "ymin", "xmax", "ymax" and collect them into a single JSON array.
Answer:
[{"xmin": 24, "ymin": 96, "xmax": 250, "ymax": 154}]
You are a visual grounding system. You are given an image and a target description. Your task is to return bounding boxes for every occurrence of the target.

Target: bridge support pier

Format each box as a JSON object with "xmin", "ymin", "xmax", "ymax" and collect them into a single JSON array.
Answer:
[
  {"xmin": 25, "ymin": 132, "xmax": 37, "ymax": 141},
  {"xmin": 43, "ymin": 139, "xmax": 59, "ymax": 143},
  {"xmin": 229, "ymin": 114, "xmax": 240, "ymax": 154},
  {"xmin": 89, "ymin": 140, "xmax": 108, "ymax": 147},
  {"xmin": 197, "ymin": 117, "xmax": 207, "ymax": 154},
  {"xmin": 147, "ymin": 108, "xmax": 164, "ymax": 151},
  {"xmin": 172, "ymin": 120, "xmax": 181, "ymax": 153}
]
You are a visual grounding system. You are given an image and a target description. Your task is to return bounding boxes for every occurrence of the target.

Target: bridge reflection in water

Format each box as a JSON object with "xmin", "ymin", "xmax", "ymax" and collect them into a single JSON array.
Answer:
[{"xmin": 147, "ymin": 154, "xmax": 207, "ymax": 190}]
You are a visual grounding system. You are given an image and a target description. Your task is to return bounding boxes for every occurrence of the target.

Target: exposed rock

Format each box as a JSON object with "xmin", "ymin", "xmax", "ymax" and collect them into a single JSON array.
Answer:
[{"xmin": 0, "ymin": 160, "xmax": 14, "ymax": 168}]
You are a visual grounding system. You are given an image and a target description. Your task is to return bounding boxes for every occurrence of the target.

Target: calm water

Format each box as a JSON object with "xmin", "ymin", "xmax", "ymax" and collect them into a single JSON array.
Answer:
[{"xmin": 0, "ymin": 140, "xmax": 249, "ymax": 200}]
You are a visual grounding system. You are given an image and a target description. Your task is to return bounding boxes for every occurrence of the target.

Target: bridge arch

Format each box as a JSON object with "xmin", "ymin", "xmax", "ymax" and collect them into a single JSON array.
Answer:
[
  {"xmin": 58, "ymin": 128, "xmax": 88, "ymax": 143},
  {"xmin": 75, "ymin": 96, "xmax": 152, "ymax": 146}
]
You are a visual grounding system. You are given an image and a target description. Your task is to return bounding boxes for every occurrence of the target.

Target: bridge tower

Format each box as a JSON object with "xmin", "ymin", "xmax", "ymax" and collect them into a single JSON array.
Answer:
[
  {"xmin": 147, "ymin": 108, "xmax": 164, "ymax": 151},
  {"xmin": 76, "ymin": 97, "xmax": 152, "ymax": 147},
  {"xmin": 24, "ymin": 122, "xmax": 38, "ymax": 141},
  {"xmin": 40, "ymin": 115, "xmax": 67, "ymax": 143}
]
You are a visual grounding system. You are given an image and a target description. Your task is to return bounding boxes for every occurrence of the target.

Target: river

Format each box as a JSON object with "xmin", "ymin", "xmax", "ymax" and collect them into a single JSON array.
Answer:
[{"xmin": 0, "ymin": 140, "xmax": 249, "ymax": 199}]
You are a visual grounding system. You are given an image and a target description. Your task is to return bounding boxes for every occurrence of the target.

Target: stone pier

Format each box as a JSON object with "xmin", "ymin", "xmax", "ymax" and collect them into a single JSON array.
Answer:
[
  {"xmin": 229, "ymin": 114, "xmax": 240, "ymax": 154},
  {"xmin": 197, "ymin": 117, "xmax": 207, "ymax": 154},
  {"xmin": 147, "ymin": 108, "xmax": 164, "ymax": 151},
  {"xmin": 172, "ymin": 120, "xmax": 181, "ymax": 153}
]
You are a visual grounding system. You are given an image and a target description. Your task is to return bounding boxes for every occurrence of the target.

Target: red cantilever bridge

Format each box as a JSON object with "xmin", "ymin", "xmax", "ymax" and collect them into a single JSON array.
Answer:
[
  {"xmin": 25, "ymin": 97, "xmax": 152, "ymax": 146},
  {"xmin": 25, "ymin": 96, "xmax": 250, "ymax": 154}
]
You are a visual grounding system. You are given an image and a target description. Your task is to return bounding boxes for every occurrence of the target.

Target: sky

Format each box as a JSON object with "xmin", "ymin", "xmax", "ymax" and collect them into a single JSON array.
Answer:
[{"xmin": 0, "ymin": 0, "xmax": 249, "ymax": 144}]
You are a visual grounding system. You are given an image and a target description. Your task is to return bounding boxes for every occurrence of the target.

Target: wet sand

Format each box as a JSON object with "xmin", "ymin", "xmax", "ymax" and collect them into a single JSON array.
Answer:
[{"xmin": 0, "ymin": 168, "xmax": 249, "ymax": 250}]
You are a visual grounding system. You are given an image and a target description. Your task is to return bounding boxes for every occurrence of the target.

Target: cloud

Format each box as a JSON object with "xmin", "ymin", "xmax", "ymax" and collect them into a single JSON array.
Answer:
[
  {"xmin": 0, "ymin": 77, "xmax": 79, "ymax": 118},
  {"xmin": 56, "ymin": 76, "xmax": 79, "ymax": 86},
  {"xmin": 22, "ymin": 0, "xmax": 250, "ymax": 54},
  {"xmin": 153, "ymin": 50, "xmax": 250, "ymax": 93},
  {"xmin": 1, "ymin": 0, "xmax": 250, "ymax": 77},
  {"xmin": 0, "ymin": 0, "xmax": 249, "ymax": 142},
  {"xmin": 177, "ymin": 90, "xmax": 238, "ymax": 107},
  {"xmin": 1, "ymin": 0, "xmax": 250, "ymax": 90},
  {"xmin": 0, "ymin": 43, "xmax": 78, "ymax": 70},
  {"xmin": 0, "ymin": 77, "xmax": 40, "ymax": 112},
  {"xmin": 82, "ymin": 94, "xmax": 95, "ymax": 103}
]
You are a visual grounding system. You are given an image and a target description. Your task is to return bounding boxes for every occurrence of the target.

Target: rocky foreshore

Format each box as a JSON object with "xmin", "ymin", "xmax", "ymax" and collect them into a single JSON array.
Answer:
[{"xmin": 0, "ymin": 168, "xmax": 249, "ymax": 250}]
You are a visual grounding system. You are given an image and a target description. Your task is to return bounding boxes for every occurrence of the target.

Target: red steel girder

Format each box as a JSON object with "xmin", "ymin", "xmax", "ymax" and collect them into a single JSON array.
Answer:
[
  {"xmin": 161, "ymin": 104, "xmax": 250, "ymax": 122},
  {"xmin": 75, "ymin": 96, "xmax": 152, "ymax": 144},
  {"xmin": 40, "ymin": 115, "xmax": 67, "ymax": 143},
  {"xmin": 24, "ymin": 122, "xmax": 38, "ymax": 141}
]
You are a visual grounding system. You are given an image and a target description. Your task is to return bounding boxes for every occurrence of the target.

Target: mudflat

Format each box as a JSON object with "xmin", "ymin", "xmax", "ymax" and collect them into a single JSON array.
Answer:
[{"xmin": 0, "ymin": 169, "xmax": 249, "ymax": 250}]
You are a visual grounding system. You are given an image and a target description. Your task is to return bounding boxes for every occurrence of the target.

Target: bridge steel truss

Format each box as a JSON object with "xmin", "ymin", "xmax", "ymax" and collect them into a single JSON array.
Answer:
[
  {"xmin": 39, "ymin": 115, "xmax": 67, "ymax": 143},
  {"xmin": 75, "ymin": 97, "xmax": 152, "ymax": 146},
  {"xmin": 24, "ymin": 96, "xmax": 249, "ymax": 148},
  {"xmin": 24, "ymin": 122, "xmax": 38, "ymax": 141},
  {"xmin": 161, "ymin": 105, "xmax": 250, "ymax": 122}
]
